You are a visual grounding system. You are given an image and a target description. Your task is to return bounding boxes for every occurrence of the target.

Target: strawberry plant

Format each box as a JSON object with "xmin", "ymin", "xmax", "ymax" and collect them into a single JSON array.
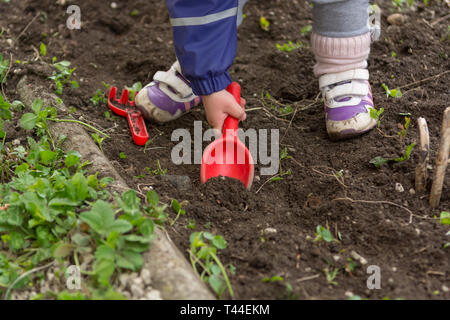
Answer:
[
  {"xmin": 189, "ymin": 231, "xmax": 233, "ymax": 299},
  {"xmin": 0, "ymin": 96, "xmax": 167, "ymax": 300},
  {"xmin": 90, "ymin": 82, "xmax": 110, "ymax": 106},
  {"xmin": 49, "ymin": 58, "xmax": 79, "ymax": 95}
]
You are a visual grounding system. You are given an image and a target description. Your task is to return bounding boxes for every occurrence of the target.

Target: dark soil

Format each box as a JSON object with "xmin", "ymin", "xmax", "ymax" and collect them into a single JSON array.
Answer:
[{"xmin": 1, "ymin": 0, "xmax": 449, "ymax": 300}]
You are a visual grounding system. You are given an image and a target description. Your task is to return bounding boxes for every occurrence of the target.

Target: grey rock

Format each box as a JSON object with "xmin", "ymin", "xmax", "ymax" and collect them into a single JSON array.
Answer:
[{"xmin": 160, "ymin": 175, "xmax": 191, "ymax": 190}]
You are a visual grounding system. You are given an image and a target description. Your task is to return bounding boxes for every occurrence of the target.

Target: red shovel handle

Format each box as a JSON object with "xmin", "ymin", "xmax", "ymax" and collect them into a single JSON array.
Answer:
[{"xmin": 222, "ymin": 82, "xmax": 241, "ymax": 134}]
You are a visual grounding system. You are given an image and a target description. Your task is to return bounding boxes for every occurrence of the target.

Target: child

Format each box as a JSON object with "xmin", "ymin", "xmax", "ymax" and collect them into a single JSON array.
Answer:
[{"xmin": 135, "ymin": 0, "xmax": 377, "ymax": 140}]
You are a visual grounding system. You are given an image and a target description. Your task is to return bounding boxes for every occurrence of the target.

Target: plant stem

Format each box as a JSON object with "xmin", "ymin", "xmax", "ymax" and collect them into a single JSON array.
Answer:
[
  {"xmin": 50, "ymin": 119, "xmax": 110, "ymax": 138},
  {"xmin": 211, "ymin": 253, "xmax": 234, "ymax": 297}
]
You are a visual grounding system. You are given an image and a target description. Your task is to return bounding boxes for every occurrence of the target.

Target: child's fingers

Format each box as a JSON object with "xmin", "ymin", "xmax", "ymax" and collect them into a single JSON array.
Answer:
[
  {"xmin": 225, "ymin": 100, "xmax": 247, "ymax": 121},
  {"xmin": 240, "ymin": 97, "xmax": 246, "ymax": 109}
]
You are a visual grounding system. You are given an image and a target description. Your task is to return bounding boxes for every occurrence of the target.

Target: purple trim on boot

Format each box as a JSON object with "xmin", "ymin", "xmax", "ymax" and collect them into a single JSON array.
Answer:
[
  {"xmin": 147, "ymin": 82, "xmax": 188, "ymax": 116},
  {"xmin": 326, "ymin": 95, "xmax": 374, "ymax": 121}
]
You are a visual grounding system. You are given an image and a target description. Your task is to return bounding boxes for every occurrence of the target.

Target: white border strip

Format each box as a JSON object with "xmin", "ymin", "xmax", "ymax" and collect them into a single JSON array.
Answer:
[{"xmin": 170, "ymin": 7, "xmax": 238, "ymax": 27}]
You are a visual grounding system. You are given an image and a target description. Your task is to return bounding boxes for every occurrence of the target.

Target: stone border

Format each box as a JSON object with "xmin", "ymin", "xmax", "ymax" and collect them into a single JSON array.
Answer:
[{"xmin": 17, "ymin": 76, "xmax": 215, "ymax": 300}]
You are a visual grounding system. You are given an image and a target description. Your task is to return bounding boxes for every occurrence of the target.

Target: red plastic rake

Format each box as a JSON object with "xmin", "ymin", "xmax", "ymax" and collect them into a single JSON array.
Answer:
[{"xmin": 108, "ymin": 86, "xmax": 149, "ymax": 146}]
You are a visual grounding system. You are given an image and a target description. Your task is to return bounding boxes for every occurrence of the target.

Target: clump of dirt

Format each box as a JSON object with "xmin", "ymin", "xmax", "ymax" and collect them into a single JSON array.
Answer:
[{"xmin": 199, "ymin": 176, "xmax": 254, "ymax": 211}]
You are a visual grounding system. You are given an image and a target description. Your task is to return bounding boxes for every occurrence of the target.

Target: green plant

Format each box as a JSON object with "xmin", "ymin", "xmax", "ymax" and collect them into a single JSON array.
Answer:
[
  {"xmin": 271, "ymin": 148, "xmax": 292, "ymax": 182},
  {"xmin": 382, "ymin": 83, "xmax": 402, "ymax": 98},
  {"xmin": 300, "ymin": 25, "xmax": 312, "ymax": 35},
  {"xmin": 39, "ymin": 43, "xmax": 47, "ymax": 57},
  {"xmin": 276, "ymin": 41, "xmax": 303, "ymax": 53},
  {"xmin": 264, "ymin": 92, "xmax": 294, "ymax": 116},
  {"xmin": 0, "ymin": 54, "xmax": 9, "ymax": 84},
  {"xmin": 0, "ymin": 94, "xmax": 12, "ymax": 139},
  {"xmin": 369, "ymin": 107, "xmax": 385, "ymax": 127},
  {"xmin": 49, "ymin": 58, "xmax": 78, "ymax": 95},
  {"xmin": 130, "ymin": 9, "xmax": 139, "ymax": 16},
  {"xmin": 392, "ymin": 0, "xmax": 414, "ymax": 11},
  {"xmin": 125, "ymin": 82, "xmax": 142, "ymax": 101},
  {"xmin": 261, "ymin": 275, "xmax": 298, "ymax": 299},
  {"xmin": 90, "ymin": 82, "xmax": 110, "ymax": 106},
  {"xmin": 397, "ymin": 116, "xmax": 411, "ymax": 141},
  {"xmin": 91, "ymin": 133, "xmax": 106, "ymax": 153},
  {"xmin": 259, "ymin": 16, "xmax": 270, "ymax": 31},
  {"xmin": 0, "ymin": 111, "xmax": 165, "ymax": 299},
  {"xmin": 187, "ymin": 219, "xmax": 196, "ymax": 230},
  {"xmin": 440, "ymin": 212, "xmax": 450, "ymax": 225},
  {"xmin": 119, "ymin": 152, "xmax": 126, "ymax": 159},
  {"xmin": 313, "ymin": 225, "xmax": 338, "ymax": 243},
  {"xmin": 324, "ymin": 267, "xmax": 339, "ymax": 286},
  {"xmin": 370, "ymin": 143, "xmax": 416, "ymax": 168},
  {"xmin": 170, "ymin": 199, "xmax": 186, "ymax": 226},
  {"xmin": 146, "ymin": 160, "xmax": 167, "ymax": 176},
  {"xmin": 189, "ymin": 231, "xmax": 233, "ymax": 299}
]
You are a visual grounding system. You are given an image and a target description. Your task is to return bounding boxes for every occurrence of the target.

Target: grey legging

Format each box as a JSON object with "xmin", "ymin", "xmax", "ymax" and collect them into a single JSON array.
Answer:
[{"xmin": 238, "ymin": 0, "xmax": 369, "ymax": 38}]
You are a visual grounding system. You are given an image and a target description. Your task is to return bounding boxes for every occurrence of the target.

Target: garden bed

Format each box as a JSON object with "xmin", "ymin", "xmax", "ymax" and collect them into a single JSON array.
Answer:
[{"xmin": 1, "ymin": 0, "xmax": 449, "ymax": 299}]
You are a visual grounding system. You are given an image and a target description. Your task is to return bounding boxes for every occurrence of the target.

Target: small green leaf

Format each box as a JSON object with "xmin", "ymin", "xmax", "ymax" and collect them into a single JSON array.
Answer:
[
  {"xmin": 20, "ymin": 113, "xmax": 38, "ymax": 130},
  {"xmin": 440, "ymin": 212, "xmax": 450, "ymax": 225},
  {"xmin": 40, "ymin": 43, "xmax": 47, "ymax": 56},
  {"xmin": 212, "ymin": 235, "xmax": 227, "ymax": 250}
]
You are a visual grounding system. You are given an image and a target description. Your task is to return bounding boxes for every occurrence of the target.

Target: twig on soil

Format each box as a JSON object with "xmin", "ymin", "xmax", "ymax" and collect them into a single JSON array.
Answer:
[
  {"xmin": 15, "ymin": 12, "xmax": 41, "ymax": 43},
  {"xmin": 415, "ymin": 117, "xmax": 430, "ymax": 193},
  {"xmin": 332, "ymin": 197, "xmax": 438, "ymax": 223},
  {"xmin": 295, "ymin": 274, "xmax": 320, "ymax": 283},
  {"xmin": 3, "ymin": 261, "xmax": 55, "ymax": 300},
  {"xmin": 396, "ymin": 70, "xmax": 450, "ymax": 90},
  {"xmin": 430, "ymin": 13, "xmax": 450, "ymax": 26},
  {"xmin": 310, "ymin": 165, "xmax": 347, "ymax": 190},
  {"xmin": 245, "ymin": 107, "xmax": 263, "ymax": 112},
  {"xmin": 373, "ymin": 71, "xmax": 450, "ymax": 97},
  {"xmin": 429, "ymin": 107, "xmax": 450, "ymax": 208},
  {"xmin": 255, "ymin": 173, "xmax": 281, "ymax": 194},
  {"xmin": 281, "ymin": 93, "xmax": 321, "ymax": 143}
]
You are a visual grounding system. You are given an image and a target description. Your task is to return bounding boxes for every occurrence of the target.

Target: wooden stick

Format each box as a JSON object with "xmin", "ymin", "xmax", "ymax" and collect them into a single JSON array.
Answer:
[
  {"xmin": 430, "ymin": 107, "xmax": 450, "ymax": 208},
  {"xmin": 415, "ymin": 117, "xmax": 430, "ymax": 193}
]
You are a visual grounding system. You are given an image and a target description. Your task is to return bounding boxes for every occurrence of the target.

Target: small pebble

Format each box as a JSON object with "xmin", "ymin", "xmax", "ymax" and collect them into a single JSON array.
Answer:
[
  {"xmin": 110, "ymin": 2, "xmax": 118, "ymax": 9},
  {"xmin": 146, "ymin": 290, "xmax": 162, "ymax": 300},
  {"xmin": 119, "ymin": 274, "xmax": 130, "ymax": 288},
  {"xmin": 140, "ymin": 269, "xmax": 152, "ymax": 286},
  {"xmin": 6, "ymin": 39, "xmax": 13, "ymax": 46},
  {"xmin": 130, "ymin": 284, "xmax": 144, "ymax": 298},
  {"xmin": 409, "ymin": 188, "xmax": 416, "ymax": 195},
  {"xmin": 395, "ymin": 183, "xmax": 404, "ymax": 193},
  {"xmin": 387, "ymin": 13, "xmax": 407, "ymax": 26},
  {"xmin": 132, "ymin": 277, "xmax": 144, "ymax": 287},
  {"xmin": 345, "ymin": 291, "xmax": 354, "ymax": 297},
  {"xmin": 12, "ymin": 139, "xmax": 20, "ymax": 146},
  {"xmin": 442, "ymin": 285, "xmax": 449, "ymax": 293},
  {"xmin": 350, "ymin": 251, "xmax": 368, "ymax": 265},
  {"xmin": 263, "ymin": 227, "xmax": 277, "ymax": 235}
]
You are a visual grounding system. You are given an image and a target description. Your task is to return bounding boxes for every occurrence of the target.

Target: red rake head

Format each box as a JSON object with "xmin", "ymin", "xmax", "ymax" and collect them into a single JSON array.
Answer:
[{"xmin": 108, "ymin": 86, "xmax": 149, "ymax": 146}]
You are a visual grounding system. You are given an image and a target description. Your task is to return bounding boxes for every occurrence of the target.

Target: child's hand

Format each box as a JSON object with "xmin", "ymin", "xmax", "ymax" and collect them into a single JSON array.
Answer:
[{"xmin": 202, "ymin": 89, "xmax": 246, "ymax": 135}]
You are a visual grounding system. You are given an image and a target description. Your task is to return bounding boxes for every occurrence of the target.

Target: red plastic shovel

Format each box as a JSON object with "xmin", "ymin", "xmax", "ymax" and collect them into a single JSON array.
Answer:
[
  {"xmin": 201, "ymin": 82, "xmax": 255, "ymax": 189},
  {"xmin": 108, "ymin": 86, "xmax": 149, "ymax": 146}
]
